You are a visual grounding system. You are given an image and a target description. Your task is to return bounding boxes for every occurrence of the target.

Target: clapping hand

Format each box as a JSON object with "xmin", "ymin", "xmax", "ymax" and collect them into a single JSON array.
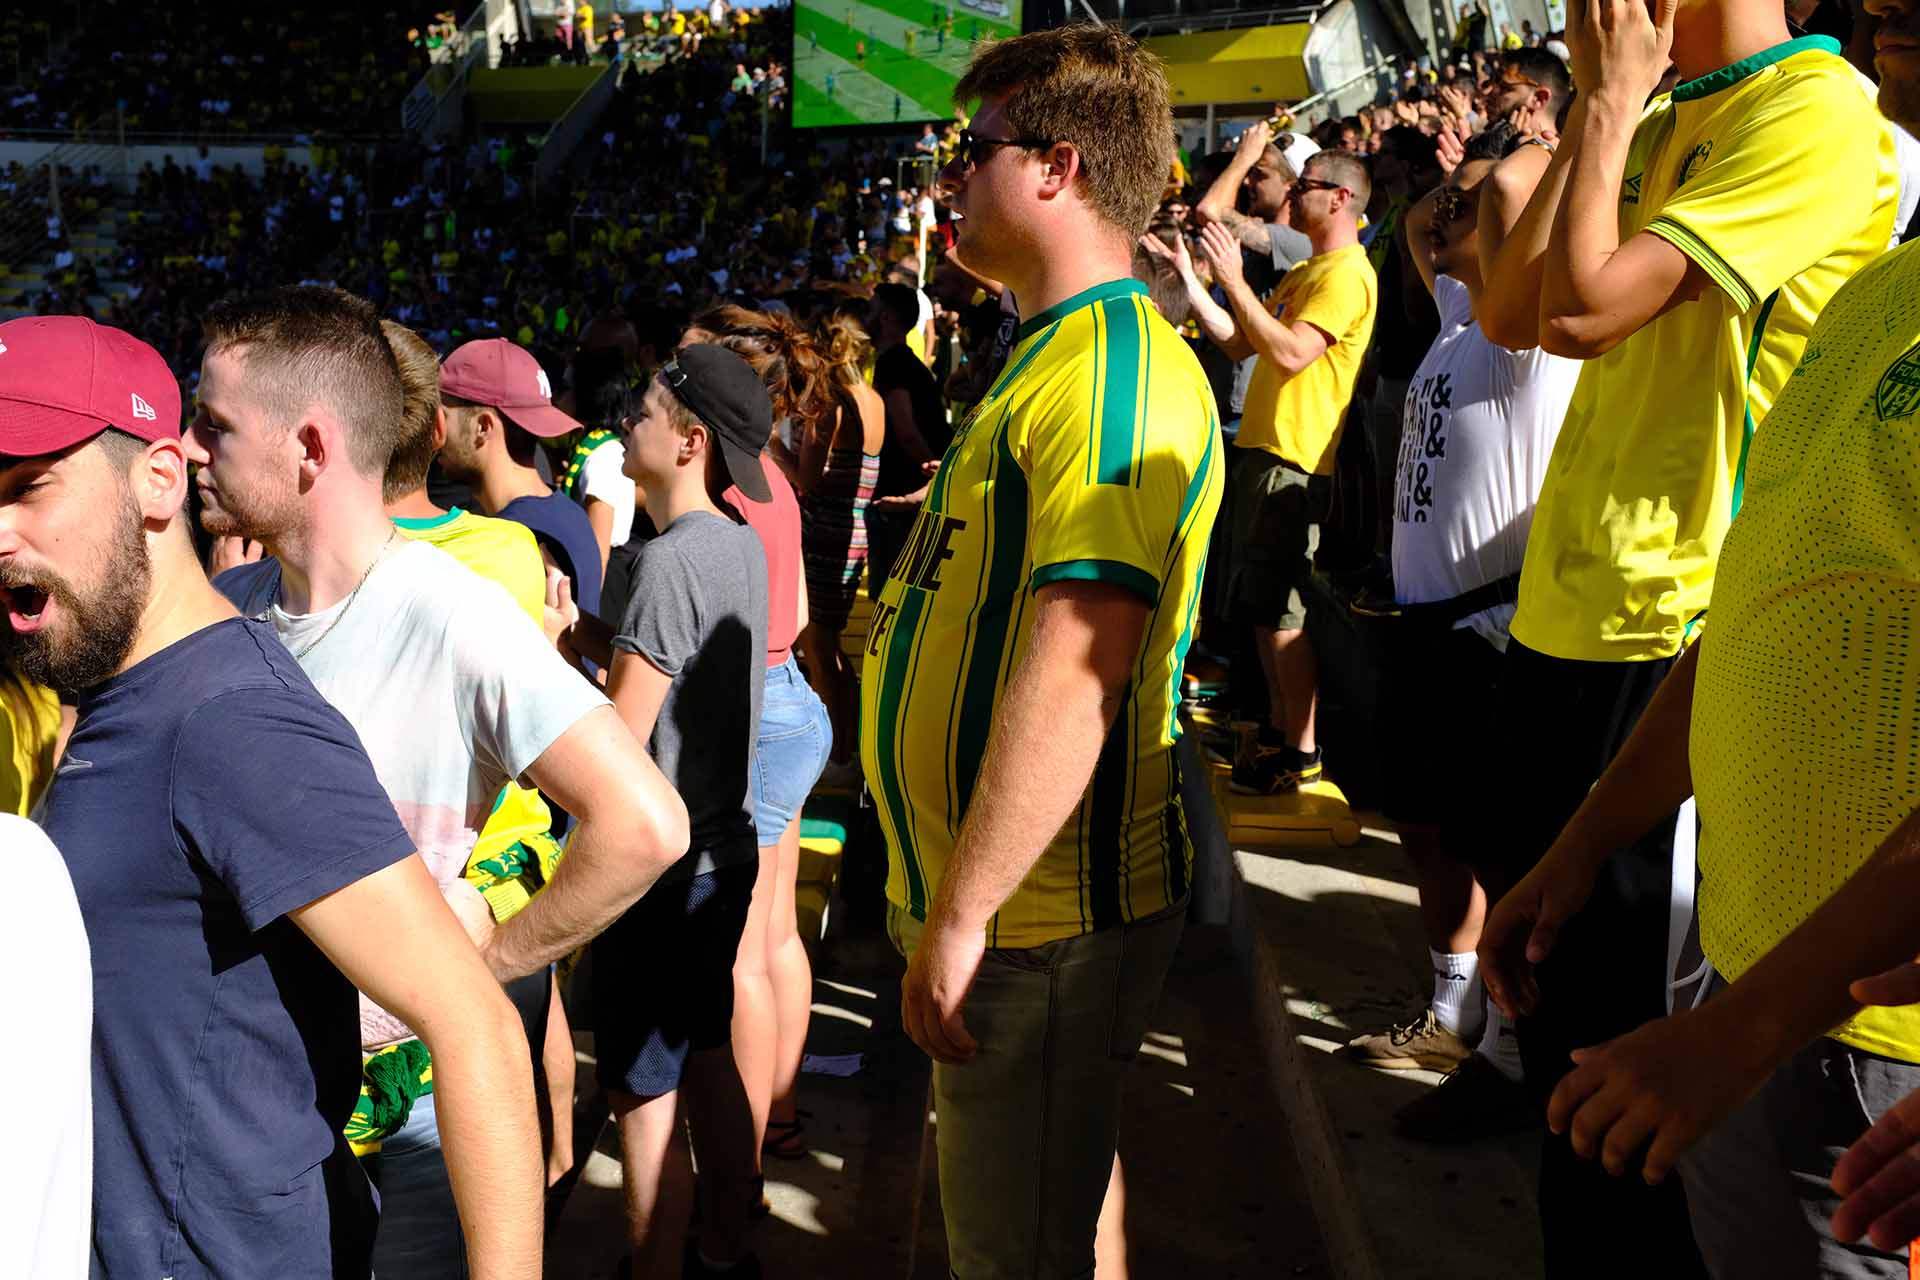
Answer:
[
  {"xmin": 1567, "ymin": 0, "xmax": 1677, "ymax": 110},
  {"xmin": 1197, "ymin": 221, "xmax": 1247, "ymax": 293},
  {"xmin": 1139, "ymin": 230, "xmax": 1196, "ymax": 281}
]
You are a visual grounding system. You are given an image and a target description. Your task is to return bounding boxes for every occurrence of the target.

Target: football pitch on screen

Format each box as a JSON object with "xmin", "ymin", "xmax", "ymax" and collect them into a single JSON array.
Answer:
[{"xmin": 792, "ymin": 0, "xmax": 1020, "ymax": 127}]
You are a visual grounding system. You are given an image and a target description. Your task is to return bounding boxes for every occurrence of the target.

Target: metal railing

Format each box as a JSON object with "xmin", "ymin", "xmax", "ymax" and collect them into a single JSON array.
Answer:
[
  {"xmin": 401, "ymin": 1, "xmax": 495, "ymax": 134},
  {"xmin": 0, "ymin": 137, "xmax": 124, "ymax": 280},
  {"xmin": 1126, "ymin": 2, "xmax": 1324, "ymax": 36},
  {"xmin": 1283, "ymin": 55, "xmax": 1395, "ymax": 124}
]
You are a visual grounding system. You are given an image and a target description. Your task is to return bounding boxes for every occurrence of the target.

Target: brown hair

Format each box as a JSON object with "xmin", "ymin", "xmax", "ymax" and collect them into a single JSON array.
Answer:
[
  {"xmin": 954, "ymin": 24, "xmax": 1174, "ymax": 238},
  {"xmin": 201, "ymin": 285, "xmax": 404, "ymax": 481},
  {"xmin": 688, "ymin": 304, "xmax": 831, "ymax": 431},
  {"xmin": 380, "ymin": 320, "xmax": 442, "ymax": 503},
  {"xmin": 820, "ymin": 300, "xmax": 873, "ymax": 390},
  {"xmin": 1307, "ymin": 149, "xmax": 1373, "ymax": 212}
]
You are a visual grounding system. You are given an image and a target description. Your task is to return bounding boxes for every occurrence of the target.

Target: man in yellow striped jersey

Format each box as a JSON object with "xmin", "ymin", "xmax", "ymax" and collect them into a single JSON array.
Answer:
[{"xmin": 859, "ymin": 25, "xmax": 1223, "ymax": 1278}]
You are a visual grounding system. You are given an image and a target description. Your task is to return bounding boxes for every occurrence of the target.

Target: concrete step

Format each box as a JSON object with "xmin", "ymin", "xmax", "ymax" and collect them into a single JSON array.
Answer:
[{"xmin": 1222, "ymin": 799, "xmax": 1543, "ymax": 1278}]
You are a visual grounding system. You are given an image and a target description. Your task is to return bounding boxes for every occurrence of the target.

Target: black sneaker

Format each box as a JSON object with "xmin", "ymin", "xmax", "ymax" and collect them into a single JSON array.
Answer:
[
  {"xmin": 1230, "ymin": 740, "xmax": 1323, "ymax": 794},
  {"xmin": 683, "ymin": 1240, "xmax": 764, "ymax": 1279},
  {"xmin": 1392, "ymin": 1053, "xmax": 1539, "ymax": 1144}
]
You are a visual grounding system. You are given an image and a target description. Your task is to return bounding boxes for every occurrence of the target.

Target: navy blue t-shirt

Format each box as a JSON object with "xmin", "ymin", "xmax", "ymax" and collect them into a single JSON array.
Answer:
[
  {"xmin": 499, "ymin": 490, "xmax": 603, "ymax": 618},
  {"xmin": 39, "ymin": 619, "xmax": 417, "ymax": 1279}
]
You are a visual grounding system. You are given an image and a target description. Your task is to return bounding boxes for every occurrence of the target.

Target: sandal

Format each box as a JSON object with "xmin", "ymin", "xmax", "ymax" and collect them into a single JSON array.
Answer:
[{"xmin": 761, "ymin": 1118, "xmax": 809, "ymax": 1160}]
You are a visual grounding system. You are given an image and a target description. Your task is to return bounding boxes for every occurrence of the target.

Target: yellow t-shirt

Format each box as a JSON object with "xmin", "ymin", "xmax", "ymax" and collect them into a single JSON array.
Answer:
[
  {"xmin": 393, "ymin": 509, "xmax": 559, "ymax": 921},
  {"xmin": 1237, "ymin": 243, "xmax": 1378, "ymax": 475},
  {"xmin": 1512, "ymin": 37, "xmax": 1900, "ymax": 662},
  {"xmin": 860, "ymin": 280, "xmax": 1224, "ymax": 948},
  {"xmin": 1692, "ymin": 241, "xmax": 1920, "ymax": 1062},
  {"xmin": 0, "ymin": 678, "xmax": 61, "ymax": 817}
]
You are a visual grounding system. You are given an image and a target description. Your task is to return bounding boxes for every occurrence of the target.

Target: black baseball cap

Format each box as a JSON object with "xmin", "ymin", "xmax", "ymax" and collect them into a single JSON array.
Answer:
[{"xmin": 659, "ymin": 344, "xmax": 773, "ymax": 503}]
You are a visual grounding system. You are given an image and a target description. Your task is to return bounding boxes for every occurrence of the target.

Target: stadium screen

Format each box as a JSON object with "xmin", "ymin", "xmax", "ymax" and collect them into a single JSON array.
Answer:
[{"xmin": 792, "ymin": 0, "xmax": 1020, "ymax": 128}]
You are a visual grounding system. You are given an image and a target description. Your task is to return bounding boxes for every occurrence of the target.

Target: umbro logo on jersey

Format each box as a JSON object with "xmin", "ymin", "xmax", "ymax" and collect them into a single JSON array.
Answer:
[
  {"xmin": 1622, "ymin": 173, "xmax": 1643, "ymax": 205},
  {"xmin": 131, "ymin": 392, "xmax": 157, "ymax": 421}
]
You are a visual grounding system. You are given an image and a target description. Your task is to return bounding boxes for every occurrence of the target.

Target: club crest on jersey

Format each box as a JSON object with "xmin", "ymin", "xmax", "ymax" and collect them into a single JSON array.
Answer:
[
  {"xmin": 1875, "ymin": 340, "xmax": 1920, "ymax": 422},
  {"xmin": 1678, "ymin": 142, "xmax": 1713, "ymax": 187}
]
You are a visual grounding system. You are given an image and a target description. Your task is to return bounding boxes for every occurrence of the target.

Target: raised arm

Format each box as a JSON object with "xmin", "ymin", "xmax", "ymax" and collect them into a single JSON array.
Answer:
[
  {"xmin": 1194, "ymin": 121, "xmax": 1281, "ymax": 251},
  {"xmin": 1139, "ymin": 231, "xmax": 1239, "ymax": 349},
  {"xmin": 1476, "ymin": 130, "xmax": 1568, "ymax": 349},
  {"xmin": 1536, "ymin": 0, "xmax": 1709, "ymax": 358},
  {"xmin": 294, "ymin": 856, "xmax": 541, "ymax": 1280},
  {"xmin": 1197, "ymin": 221, "xmax": 1329, "ymax": 377}
]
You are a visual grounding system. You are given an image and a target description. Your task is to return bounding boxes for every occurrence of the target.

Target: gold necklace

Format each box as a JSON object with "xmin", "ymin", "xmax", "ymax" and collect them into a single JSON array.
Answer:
[{"xmin": 285, "ymin": 527, "xmax": 398, "ymax": 662}]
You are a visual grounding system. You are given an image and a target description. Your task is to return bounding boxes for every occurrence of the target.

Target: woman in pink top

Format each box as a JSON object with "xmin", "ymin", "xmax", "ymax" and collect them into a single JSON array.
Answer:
[{"xmin": 682, "ymin": 306, "xmax": 833, "ymax": 1174}]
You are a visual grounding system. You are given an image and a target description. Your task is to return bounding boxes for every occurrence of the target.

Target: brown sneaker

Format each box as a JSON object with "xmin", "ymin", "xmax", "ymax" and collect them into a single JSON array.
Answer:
[{"xmin": 1345, "ymin": 1008, "xmax": 1474, "ymax": 1072}]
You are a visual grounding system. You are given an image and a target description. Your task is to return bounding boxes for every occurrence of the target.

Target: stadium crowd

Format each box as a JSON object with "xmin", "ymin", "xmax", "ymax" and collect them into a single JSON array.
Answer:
[{"xmin": 8, "ymin": 0, "xmax": 1920, "ymax": 1278}]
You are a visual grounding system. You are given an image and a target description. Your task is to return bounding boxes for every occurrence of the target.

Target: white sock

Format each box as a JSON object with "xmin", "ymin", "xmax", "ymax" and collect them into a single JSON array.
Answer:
[
  {"xmin": 1430, "ymin": 948, "xmax": 1482, "ymax": 1037},
  {"xmin": 1476, "ymin": 999, "xmax": 1524, "ymax": 1082}
]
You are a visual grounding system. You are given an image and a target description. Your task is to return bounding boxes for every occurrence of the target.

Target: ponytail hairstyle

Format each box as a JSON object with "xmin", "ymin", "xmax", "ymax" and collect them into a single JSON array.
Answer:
[
  {"xmin": 820, "ymin": 297, "xmax": 874, "ymax": 391},
  {"xmin": 686, "ymin": 304, "xmax": 833, "ymax": 436}
]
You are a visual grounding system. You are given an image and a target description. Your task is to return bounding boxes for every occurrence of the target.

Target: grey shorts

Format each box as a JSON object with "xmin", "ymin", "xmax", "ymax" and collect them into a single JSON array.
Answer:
[
  {"xmin": 1679, "ymin": 972, "xmax": 1919, "ymax": 1277},
  {"xmin": 1225, "ymin": 448, "xmax": 1325, "ymax": 632},
  {"xmin": 889, "ymin": 902, "xmax": 1185, "ymax": 1279}
]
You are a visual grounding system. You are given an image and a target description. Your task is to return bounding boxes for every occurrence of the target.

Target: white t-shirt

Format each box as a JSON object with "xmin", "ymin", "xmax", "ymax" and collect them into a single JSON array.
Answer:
[
  {"xmin": 0, "ymin": 816, "xmax": 90, "ymax": 1279},
  {"xmin": 220, "ymin": 540, "xmax": 607, "ymax": 1046},
  {"xmin": 1392, "ymin": 275, "xmax": 1580, "ymax": 649},
  {"xmin": 581, "ymin": 438, "xmax": 636, "ymax": 547}
]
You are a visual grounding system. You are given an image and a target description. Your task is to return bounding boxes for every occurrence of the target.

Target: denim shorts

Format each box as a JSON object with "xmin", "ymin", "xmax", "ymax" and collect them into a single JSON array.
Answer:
[{"xmin": 751, "ymin": 654, "xmax": 831, "ymax": 841}]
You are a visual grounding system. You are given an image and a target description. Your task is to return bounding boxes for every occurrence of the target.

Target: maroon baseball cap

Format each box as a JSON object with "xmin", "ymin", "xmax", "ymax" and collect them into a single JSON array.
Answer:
[
  {"xmin": 0, "ymin": 315, "xmax": 182, "ymax": 457},
  {"xmin": 439, "ymin": 338, "xmax": 581, "ymax": 440}
]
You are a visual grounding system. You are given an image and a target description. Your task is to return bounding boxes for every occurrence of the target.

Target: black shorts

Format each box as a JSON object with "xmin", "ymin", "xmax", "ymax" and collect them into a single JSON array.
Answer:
[
  {"xmin": 1485, "ymin": 639, "xmax": 1700, "ymax": 1274},
  {"xmin": 590, "ymin": 861, "xmax": 756, "ymax": 1098},
  {"xmin": 1376, "ymin": 620, "xmax": 1503, "ymax": 842}
]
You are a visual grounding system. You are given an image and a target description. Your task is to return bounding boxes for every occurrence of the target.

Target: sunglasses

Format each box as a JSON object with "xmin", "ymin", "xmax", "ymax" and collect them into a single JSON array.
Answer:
[
  {"xmin": 951, "ymin": 128, "xmax": 1067, "ymax": 172},
  {"xmin": 1291, "ymin": 177, "xmax": 1349, "ymax": 196},
  {"xmin": 1482, "ymin": 70, "xmax": 1542, "ymax": 92}
]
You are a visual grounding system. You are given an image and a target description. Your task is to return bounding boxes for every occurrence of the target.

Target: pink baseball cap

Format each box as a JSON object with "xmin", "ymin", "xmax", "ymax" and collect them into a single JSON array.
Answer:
[
  {"xmin": 0, "ymin": 315, "xmax": 182, "ymax": 456},
  {"xmin": 439, "ymin": 338, "xmax": 581, "ymax": 440}
]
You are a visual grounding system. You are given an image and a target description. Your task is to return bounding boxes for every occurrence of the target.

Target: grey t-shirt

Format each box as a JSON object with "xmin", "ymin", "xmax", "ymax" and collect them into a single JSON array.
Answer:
[
  {"xmin": 615, "ymin": 509, "xmax": 768, "ymax": 880},
  {"xmin": 1268, "ymin": 220, "xmax": 1312, "ymax": 272}
]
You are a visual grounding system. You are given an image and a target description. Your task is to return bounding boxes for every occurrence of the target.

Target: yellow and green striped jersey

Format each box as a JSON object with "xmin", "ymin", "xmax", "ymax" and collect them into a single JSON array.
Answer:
[{"xmin": 860, "ymin": 279, "xmax": 1224, "ymax": 948}]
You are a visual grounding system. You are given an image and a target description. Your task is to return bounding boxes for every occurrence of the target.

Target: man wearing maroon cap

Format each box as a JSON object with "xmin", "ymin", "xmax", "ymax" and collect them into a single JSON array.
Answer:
[
  {"xmin": 438, "ymin": 336, "xmax": 605, "ymax": 621},
  {"xmin": 193, "ymin": 287, "xmax": 691, "ymax": 1277},
  {"xmin": 0, "ymin": 314, "xmax": 545, "ymax": 1278}
]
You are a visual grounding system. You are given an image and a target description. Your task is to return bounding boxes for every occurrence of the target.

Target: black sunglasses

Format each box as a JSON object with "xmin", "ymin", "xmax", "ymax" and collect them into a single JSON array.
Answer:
[
  {"xmin": 1291, "ymin": 176, "xmax": 1349, "ymax": 196},
  {"xmin": 952, "ymin": 127, "xmax": 1066, "ymax": 171}
]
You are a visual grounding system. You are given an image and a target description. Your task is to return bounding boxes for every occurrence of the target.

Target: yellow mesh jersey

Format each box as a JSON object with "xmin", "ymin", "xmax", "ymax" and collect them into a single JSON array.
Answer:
[
  {"xmin": 393, "ymin": 508, "xmax": 558, "ymax": 918},
  {"xmin": 1237, "ymin": 243, "xmax": 1377, "ymax": 475},
  {"xmin": 1512, "ymin": 36, "xmax": 1900, "ymax": 662},
  {"xmin": 0, "ymin": 677, "xmax": 60, "ymax": 817},
  {"xmin": 860, "ymin": 280, "xmax": 1224, "ymax": 948},
  {"xmin": 1693, "ymin": 242, "xmax": 1920, "ymax": 1062}
]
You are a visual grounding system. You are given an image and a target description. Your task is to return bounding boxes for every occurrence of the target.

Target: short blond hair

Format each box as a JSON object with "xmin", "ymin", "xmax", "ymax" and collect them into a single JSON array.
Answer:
[{"xmin": 380, "ymin": 320, "xmax": 442, "ymax": 502}]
